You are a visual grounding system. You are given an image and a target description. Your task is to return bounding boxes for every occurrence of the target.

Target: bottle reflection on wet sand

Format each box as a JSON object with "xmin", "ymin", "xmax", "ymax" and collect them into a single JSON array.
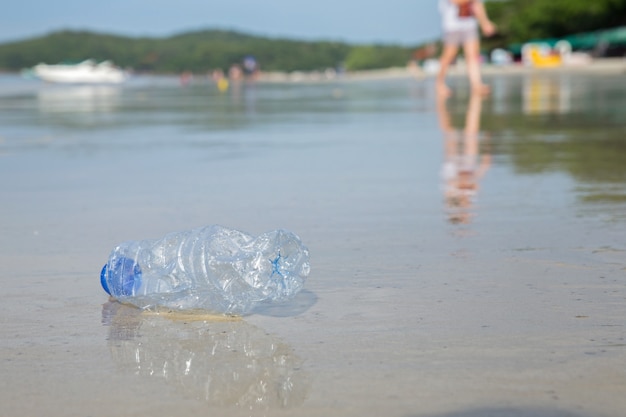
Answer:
[
  {"xmin": 101, "ymin": 302, "xmax": 309, "ymax": 410},
  {"xmin": 437, "ymin": 92, "xmax": 491, "ymax": 226}
]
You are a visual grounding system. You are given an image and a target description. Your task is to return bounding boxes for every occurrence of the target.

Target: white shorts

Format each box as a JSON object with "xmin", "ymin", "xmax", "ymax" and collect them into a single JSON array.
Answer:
[{"xmin": 443, "ymin": 28, "xmax": 479, "ymax": 46}]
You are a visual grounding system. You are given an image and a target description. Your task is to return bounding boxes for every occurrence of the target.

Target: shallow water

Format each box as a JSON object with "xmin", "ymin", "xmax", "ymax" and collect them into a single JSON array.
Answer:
[{"xmin": 0, "ymin": 73, "xmax": 625, "ymax": 417}]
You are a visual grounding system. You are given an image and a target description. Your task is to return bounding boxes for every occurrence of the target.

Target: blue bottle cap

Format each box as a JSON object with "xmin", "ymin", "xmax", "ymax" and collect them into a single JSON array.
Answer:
[
  {"xmin": 100, "ymin": 257, "xmax": 142, "ymax": 297},
  {"xmin": 100, "ymin": 264, "xmax": 111, "ymax": 295}
]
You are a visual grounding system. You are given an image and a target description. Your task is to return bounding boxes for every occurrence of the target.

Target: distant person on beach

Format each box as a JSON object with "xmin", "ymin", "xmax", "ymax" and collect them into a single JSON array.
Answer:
[{"xmin": 436, "ymin": 0, "xmax": 496, "ymax": 97}]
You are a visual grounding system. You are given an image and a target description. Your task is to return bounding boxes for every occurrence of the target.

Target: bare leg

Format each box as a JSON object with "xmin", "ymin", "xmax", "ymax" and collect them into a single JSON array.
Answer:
[
  {"xmin": 463, "ymin": 38, "xmax": 490, "ymax": 95},
  {"xmin": 436, "ymin": 43, "xmax": 459, "ymax": 97}
]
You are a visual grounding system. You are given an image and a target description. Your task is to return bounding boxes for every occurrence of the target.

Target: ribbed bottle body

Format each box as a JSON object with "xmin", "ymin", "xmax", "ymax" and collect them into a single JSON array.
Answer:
[{"xmin": 102, "ymin": 225, "xmax": 310, "ymax": 314}]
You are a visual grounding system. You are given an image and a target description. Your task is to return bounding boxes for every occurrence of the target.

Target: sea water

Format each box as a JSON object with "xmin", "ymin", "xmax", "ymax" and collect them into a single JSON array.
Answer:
[{"xmin": 1, "ymin": 72, "xmax": 625, "ymax": 416}]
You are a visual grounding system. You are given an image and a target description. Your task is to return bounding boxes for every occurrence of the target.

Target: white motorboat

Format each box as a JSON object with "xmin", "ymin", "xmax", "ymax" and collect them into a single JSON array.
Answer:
[{"xmin": 32, "ymin": 60, "xmax": 127, "ymax": 84}]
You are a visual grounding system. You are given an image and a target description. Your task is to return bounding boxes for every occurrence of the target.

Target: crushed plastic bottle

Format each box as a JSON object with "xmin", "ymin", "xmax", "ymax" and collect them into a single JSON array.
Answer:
[{"xmin": 100, "ymin": 225, "xmax": 310, "ymax": 315}]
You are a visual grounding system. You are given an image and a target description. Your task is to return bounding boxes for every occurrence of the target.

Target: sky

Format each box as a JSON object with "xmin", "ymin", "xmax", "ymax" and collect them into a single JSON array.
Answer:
[{"xmin": 1, "ymin": 0, "xmax": 443, "ymax": 45}]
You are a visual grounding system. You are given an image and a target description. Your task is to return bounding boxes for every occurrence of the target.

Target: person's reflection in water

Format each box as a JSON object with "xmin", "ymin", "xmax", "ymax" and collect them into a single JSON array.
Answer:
[
  {"xmin": 437, "ymin": 92, "xmax": 491, "ymax": 225},
  {"xmin": 101, "ymin": 302, "xmax": 309, "ymax": 410}
]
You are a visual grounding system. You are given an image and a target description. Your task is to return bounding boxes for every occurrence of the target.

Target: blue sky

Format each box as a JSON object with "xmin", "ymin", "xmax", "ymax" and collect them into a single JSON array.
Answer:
[{"xmin": 1, "ymin": 0, "xmax": 442, "ymax": 45}]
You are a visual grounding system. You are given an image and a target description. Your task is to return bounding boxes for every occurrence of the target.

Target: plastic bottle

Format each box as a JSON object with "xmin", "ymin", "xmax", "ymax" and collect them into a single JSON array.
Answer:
[{"xmin": 100, "ymin": 225, "xmax": 310, "ymax": 315}]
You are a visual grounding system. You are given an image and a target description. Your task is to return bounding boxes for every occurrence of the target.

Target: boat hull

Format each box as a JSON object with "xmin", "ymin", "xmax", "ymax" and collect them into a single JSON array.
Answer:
[{"xmin": 33, "ymin": 60, "xmax": 127, "ymax": 84}]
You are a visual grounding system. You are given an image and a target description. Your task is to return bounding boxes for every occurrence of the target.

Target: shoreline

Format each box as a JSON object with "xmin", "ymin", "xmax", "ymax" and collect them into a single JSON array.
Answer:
[
  {"xmin": 2, "ymin": 57, "xmax": 625, "ymax": 87},
  {"xmin": 258, "ymin": 57, "xmax": 626, "ymax": 83}
]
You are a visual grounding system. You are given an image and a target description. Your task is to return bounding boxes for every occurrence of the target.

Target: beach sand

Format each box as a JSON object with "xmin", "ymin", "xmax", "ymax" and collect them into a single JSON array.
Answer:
[
  {"xmin": 258, "ymin": 57, "xmax": 626, "ymax": 83},
  {"xmin": 0, "ymin": 69, "xmax": 625, "ymax": 417}
]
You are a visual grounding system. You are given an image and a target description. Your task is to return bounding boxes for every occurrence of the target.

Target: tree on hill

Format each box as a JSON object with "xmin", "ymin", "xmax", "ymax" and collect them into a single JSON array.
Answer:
[
  {"xmin": 0, "ymin": 29, "xmax": 415, "ymax": 73},
  {"xmin": 485, "ymin": 0, "xmax": 626, "ymax": 47}
]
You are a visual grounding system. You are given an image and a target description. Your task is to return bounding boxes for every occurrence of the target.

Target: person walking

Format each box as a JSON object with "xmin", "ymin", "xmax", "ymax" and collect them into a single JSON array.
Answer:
[{"xmin": 436, "ymin": 0, "xmax": 496, "ymax": 96}]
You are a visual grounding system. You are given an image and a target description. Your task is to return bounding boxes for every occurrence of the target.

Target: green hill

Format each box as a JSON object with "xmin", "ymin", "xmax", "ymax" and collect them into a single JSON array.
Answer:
[{"xmin": 0, "ymin": 29, "xmax": 417, "ymax": 73}]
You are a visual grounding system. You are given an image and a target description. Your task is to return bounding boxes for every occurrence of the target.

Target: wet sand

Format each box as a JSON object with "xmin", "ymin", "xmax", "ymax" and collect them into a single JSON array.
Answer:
[{"xmin": 0, "ymin": 71, "xmax": 625, "ymax": 417}]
